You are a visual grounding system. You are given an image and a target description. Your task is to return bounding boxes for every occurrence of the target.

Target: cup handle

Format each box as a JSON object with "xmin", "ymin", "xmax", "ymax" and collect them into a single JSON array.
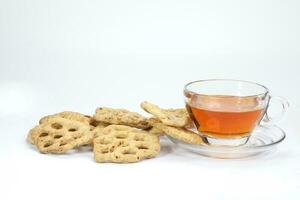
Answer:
[{"xmin": 263, "ymin": 96, "xmax": 289, "ymax": 124}]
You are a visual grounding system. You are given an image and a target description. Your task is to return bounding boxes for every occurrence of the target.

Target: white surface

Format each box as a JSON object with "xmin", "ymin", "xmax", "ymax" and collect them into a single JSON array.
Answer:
[{"xmin": 1, "ymin": 1, "xmax": 300, "ymax": 200}]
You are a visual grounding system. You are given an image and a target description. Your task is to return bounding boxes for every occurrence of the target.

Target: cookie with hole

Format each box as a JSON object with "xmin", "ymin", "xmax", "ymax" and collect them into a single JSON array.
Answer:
[
  {"xmin": 93, "ymin": 107, "xmax": 150, "ymax": 129},
  {"xmin": 93, "ymin": 125, "xmax": 160, "ymax": 163},
  {"xmin": 140, "ymin": 101, "xmax": 189, "ymax": 127},
  {"xmin": 153, "ymin": 122, "xmax": 203, "ymax": 145},
  {"xmin": 91, "ymin": 122, "xmax": 111, "ymax": 139},
  {"xmin": 28, "ymin": 117, "xmax": 94, "ymax": 153}
]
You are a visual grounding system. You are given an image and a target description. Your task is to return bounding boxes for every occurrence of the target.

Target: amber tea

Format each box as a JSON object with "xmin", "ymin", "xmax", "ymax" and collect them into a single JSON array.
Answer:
[
  {"xmin": 184, "ymin": 79, "xmax": 289, "ymax": 146},
  {"xmin": 186, "ymin": 94, "xmax": 265, "ymax": 139}
]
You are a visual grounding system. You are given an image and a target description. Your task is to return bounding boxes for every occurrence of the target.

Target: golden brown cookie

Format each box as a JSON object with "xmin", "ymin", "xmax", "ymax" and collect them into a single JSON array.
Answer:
[
  {"xmin": 141, "ymin": 101, "xmax": 189, "ymax": 127},
  {"xmin": 153, "ymin": 122, "xmax": 203, "ymax": 145},
  {"xmin": 93, "ymin": 107, "xmax": 150, "ymax": 129},
  {"xmin": 145, "ymin": 118, "xmax": 164, "ymax": 136},
  {"xmin": 27, "ymin": 130, "xmax": 36, "ymax": 145},
  {"xmin": 39, "ymin": 111, "xmax": 91, "ymax": 125},
  {"xmin": 92, "ymin": 122, "xmax": 110, "ymax": 139},
  {"xmin": 93, "ymin": 125, "xmax": 160, "ymax": 163},
  {"xmin": 28, "ymin": 117, "xmax": 94, "ymax": 153},
  {"xmin": 147, "ymin": 127, "xmax": 164, "ymax": 136},
  {"xmin": 147, "ymin": 117, "xmax": 161, "ymax": 125},
  {"xmin": 28, "ymin": 111, "xmax": 92, "ymax": 145}
]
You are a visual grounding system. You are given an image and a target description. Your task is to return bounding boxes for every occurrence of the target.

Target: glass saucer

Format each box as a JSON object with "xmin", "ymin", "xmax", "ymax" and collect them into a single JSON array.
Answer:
[{"xmin": 167, "ymin": 125, "xmax": 286, "ymax": 159}]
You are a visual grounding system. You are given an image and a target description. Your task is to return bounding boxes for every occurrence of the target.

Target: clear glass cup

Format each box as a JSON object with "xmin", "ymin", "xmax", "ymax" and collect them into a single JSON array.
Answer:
[{"xmin": 184, "ymin": 79, "xmax": 289, "ymax": 146}]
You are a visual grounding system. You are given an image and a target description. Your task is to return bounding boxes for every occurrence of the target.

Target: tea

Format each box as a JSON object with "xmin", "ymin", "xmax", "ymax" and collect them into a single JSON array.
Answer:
[
  {"xmin": 183, "ymin": 79, "xmax": 287, "ymax": 146},
  {"xmin": 186, "ymin": 95, "xmax": 265, "ymax": 138}
]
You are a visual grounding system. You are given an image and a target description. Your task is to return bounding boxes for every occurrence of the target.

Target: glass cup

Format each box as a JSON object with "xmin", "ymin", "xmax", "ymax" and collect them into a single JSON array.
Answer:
[{"xmin": 184, "ymin": 79, "xmax": 289, "ymax": 146}]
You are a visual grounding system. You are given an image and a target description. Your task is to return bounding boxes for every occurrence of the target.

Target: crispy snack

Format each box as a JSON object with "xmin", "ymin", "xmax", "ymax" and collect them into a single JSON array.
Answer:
[
  {"xmin": 147, "ymin": 117, "xmax": 161, "ymax": 125},
  {"xmin": 28, "ymin": 117, "xmax": 94, "ymax": 153},
  {"xmin": 28, "ymin": 126, "xmax": 38, "ymax": 145},
  {"xmin": 92, "ymin": 122, "xmax": 110, "ymax": 138},
  {"xmin": 39, "ymin": 111, "xmax": 91, "ymax": 125},
  {"xmin": 141, "ymin": 101, "xmax": 189, "ymax": 127},
  {"xmin": 93, "ymin": 107, "xmax": 150, "ymax": 129},
  {"xmin": 93, "ymin": 125, "xmax": 160, "ymax": 163},
  {"xmin": 153, "ymin": 122, "xmax": 203, "ymax": 145},
  {"xmin": 147, "ymin": 127, "xmax": 164, "ymax": 136},
  {"xmin": 145, "ymin": 117, "xmax": 164, "ymax": 136}
]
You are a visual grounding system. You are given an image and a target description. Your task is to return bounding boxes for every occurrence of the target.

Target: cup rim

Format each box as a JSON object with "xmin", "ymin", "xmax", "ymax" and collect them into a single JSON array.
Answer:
[{"xmin": 184, "ymin": 79, "xmax": 269, "ymax": 98}]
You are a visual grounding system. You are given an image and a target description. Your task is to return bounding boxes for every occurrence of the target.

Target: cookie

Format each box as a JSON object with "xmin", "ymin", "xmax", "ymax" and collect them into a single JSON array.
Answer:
[
  {"xmin": 141, "ymin": 101, "xmax": 189, "ymax": 127},
  {"xmin": 28, "ymin": 117, "xmax": 94, "ymax": 153},
  {"xmin": 93, "ymin": 107, "xmax": 150, "ymax": 129},
  {"xmin": 153, "ymin": 122, "xmax": 203, "ymax": 145},
  {"xmin": 92, "ymin": 122, "xmax": 110, "ymax": 139},
  {"xmin": 145, "ymin": 118, "xmax": 164, "ymax": 136},
  {"xmin": 147, "ymin": 127, "xmax": 164, "ymax": 136},
  {"xmin": 39, "ymin": 111, "xmax": 91, "ymax": 125},
  {"xmin": 29, "ymin": 111, "xmax": 91, "ymax": 145},
  {"xmin": 28, "ymin": 123, "xmax": 39, "ymax": 144},
  {"xmin": 147, "ymin": 117, "xmax": 161, "ymax": 125},
  {"xmin": 93, "ymin": 125, "xmax": 160, "ymax": 163}
]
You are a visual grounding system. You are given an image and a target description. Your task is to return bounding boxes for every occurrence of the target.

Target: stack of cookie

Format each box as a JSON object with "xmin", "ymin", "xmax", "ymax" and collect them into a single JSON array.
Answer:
[
  {"xmin": 27, "ymin": 102, "xmax": 203, "ymax": 163},
  {"xmin": 140, "ymin": 101, "xmax": 203, "ymax": 145}
]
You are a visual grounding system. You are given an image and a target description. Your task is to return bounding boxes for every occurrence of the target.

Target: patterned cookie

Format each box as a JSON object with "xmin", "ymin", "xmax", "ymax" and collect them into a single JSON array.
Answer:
[
  {"xmin": 29, "ymin": 111, "xmax": 91, "ymax": 144},
  {"xmin": 93, "ymin": 107, "xmax": 150, "ymax": 129},
  {"xmin": 92, "ymin": 122, "xmax": 110, "ymax": 139},
  {"xmin": 28, "ymin": 117, "xmax": 94, "ymax": 153},
  {"xmin": 141, "ymin": 101, "xmax": 189, "ymax": 127},
  {"xmin": 93, "ymin": 125, "xmax": 160, "ymax": 163},
  {"xmin": 153, "ymin": 122, "xmax": 203, "ymax": 145},
  {"xmin": 39, "ymin": 111, "xmax": 91, "ymax": 125}
]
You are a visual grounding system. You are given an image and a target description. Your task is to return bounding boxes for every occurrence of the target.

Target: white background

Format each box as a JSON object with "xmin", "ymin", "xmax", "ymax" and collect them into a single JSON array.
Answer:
[{"xmin": 1, "ymin": 0, "xmax": 300, "ymax": 200}]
